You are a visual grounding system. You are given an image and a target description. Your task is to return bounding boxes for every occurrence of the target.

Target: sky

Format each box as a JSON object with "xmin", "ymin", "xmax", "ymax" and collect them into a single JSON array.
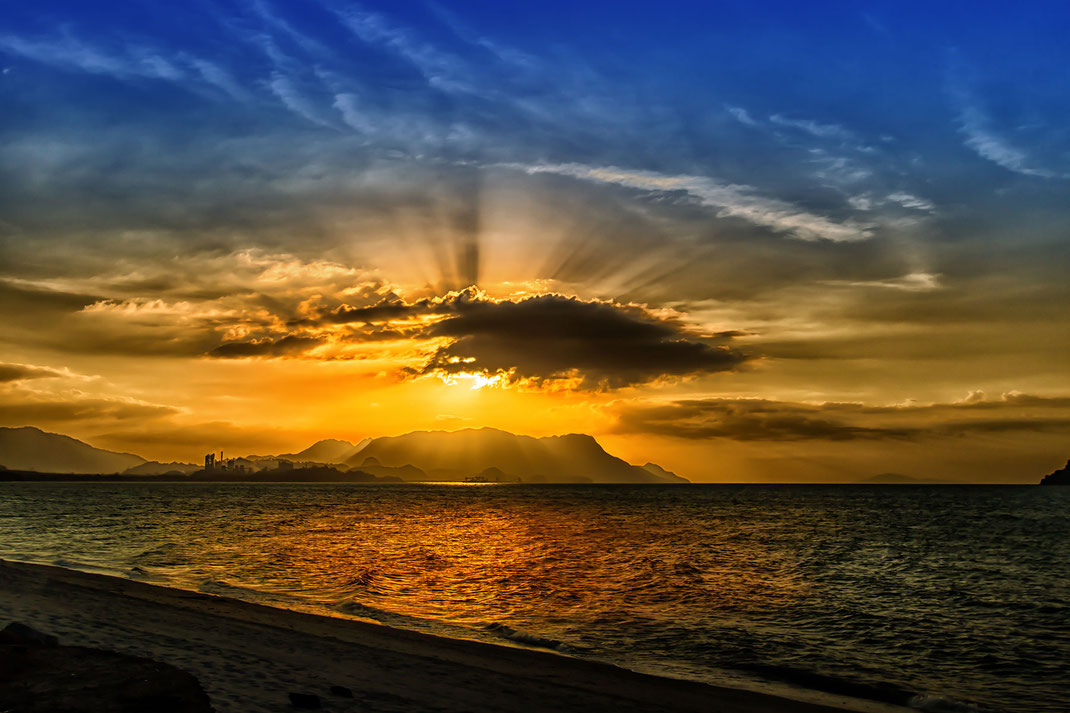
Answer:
[{"xmin": 1, "ymin": 1, "xmax": 1069, "ymax": 482}]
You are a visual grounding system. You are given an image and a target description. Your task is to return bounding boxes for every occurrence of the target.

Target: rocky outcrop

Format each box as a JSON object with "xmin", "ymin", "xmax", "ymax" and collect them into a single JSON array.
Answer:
[{"xmin": 1040, "ymin": 460, "xmax": 1070, "ymax": 485}]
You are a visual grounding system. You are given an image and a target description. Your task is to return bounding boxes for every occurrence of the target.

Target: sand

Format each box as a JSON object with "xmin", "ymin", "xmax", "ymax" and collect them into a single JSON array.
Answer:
[{"xmin": 0, "ymin": 559, "xmax": 868, "ymax": 713}]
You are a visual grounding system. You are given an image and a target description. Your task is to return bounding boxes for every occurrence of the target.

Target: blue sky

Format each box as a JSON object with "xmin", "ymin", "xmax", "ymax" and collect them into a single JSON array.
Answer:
[{"xmin": 1, "ymin": 2, "xmax": 1069, "ymax": 480}]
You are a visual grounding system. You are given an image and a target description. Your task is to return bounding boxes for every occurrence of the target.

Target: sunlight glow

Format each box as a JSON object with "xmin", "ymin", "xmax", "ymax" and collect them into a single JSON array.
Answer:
[{"xmin": 438, "ymin": 371, "xmax": 505, "ymax": 390}]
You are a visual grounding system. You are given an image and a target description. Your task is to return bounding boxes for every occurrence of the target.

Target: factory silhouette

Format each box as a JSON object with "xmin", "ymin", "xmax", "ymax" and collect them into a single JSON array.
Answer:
[{"xmin": 203, "ymin": 451, "xmax": 292, "ymax": 475}]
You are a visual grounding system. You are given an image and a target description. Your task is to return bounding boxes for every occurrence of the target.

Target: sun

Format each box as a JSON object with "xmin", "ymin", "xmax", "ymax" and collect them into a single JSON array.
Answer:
[{"xmin": 438, "ymin": 371, "xmax": 505, "ymax": 390}]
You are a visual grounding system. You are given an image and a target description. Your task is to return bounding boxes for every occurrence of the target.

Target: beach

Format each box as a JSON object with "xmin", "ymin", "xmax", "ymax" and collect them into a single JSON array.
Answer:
[{"xmin": 0, "ymin": 559, "xmax": 867, "ymax": 713}]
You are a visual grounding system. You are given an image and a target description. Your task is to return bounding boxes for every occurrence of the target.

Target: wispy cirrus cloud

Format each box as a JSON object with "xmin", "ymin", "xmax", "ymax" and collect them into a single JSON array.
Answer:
[
  {"xmin": 267, "ymin": 72, "xmax": 336, "ymax": 128},
  {"xmin": 770, "ymin": 113, "xmax": 855, "ymax": 141},
  {"xmin": 821, "ymin": 272, "xmax": 941, "ymax": 292},
  {"xmin": 848, "ymin": 191, "xmax": 936, "ymax": 214},
  {"xmin": 957, "ymin": 100, "xmax": 1057, "ymax": 178},
  {"xmin": 332, "ymin": 3, "xmax": 474, "ymax": 95},
  {"xmin": 0, "ymin": 33, "xmax": 184, "ymax": 81},
  {"xmin": 186, "ymin": 57, "xmax": 250, "ymax": 101},
  {"xmin": 510, "ymin": 163, "xmax": 873, "ymax": 242},
  {"xmin": 947, "ymin": 59, "xmax": 1065, "ymax": 179},
  {"xmin": 0, "ymin": 30, "xmax": 253, "ymax": 105}
]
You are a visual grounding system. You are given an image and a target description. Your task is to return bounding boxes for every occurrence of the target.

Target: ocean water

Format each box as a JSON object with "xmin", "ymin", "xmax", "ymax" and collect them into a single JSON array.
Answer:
[{"xmin": 0, "ymin": 483, "xmax": 1066, "ymax": 713}]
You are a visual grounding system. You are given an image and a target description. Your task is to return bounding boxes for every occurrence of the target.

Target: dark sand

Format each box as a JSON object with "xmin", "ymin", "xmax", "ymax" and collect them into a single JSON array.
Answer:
[{"xmin": 0, "ymin": 559, "xmax": 877, "ymax": 713}]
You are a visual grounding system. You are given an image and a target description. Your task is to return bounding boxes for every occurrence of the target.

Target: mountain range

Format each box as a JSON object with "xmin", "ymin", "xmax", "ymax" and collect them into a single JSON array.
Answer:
[
  {"xmin": 0, "ymin": 427, "xmax": 145, "ymax": 474},
  {"xmin": 0, "ymin": 426, "xmax": 687, "ymax": 484}
]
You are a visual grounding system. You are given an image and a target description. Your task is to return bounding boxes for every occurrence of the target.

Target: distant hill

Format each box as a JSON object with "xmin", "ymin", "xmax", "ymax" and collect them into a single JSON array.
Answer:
[
  {"xmin": 345, "ymin": 428, "xmax": 688, "ymax": 483},
  {"xmin": 640, "ymin": 463, "xmax": 685, "ymax": 482},
  {"xmin": 1040, "ymin": 460, "xmax": 1070, "ymax": 485},
  {"xmin": 856, "ymin": 472, "xmax": 952, "ymax": 485},
  {"xmin": 351, "ymin": 457, "xmax": 429, "ymax": 481},
  {"xmin": 124, "ymin": 461, "xmax": 199, "ymax": 476},
  {"xmin": 0, "ymin": 426, "xmax": 145, "ymax": 474},
  {"xmin": 277, "ymin": 438, "xmax": 370, "ymax": 464}
]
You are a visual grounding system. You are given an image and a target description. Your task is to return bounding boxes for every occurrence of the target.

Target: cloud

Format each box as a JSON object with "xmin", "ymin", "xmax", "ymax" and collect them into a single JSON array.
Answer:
[
  {"xmin": 770, "ymin": 114, "xmax": 854, "ymax": 141},
  {"xmin": 210, "ymin": 334, "xmax": 326, "ymax": 358},
  {"xmin": 0, "ymin": 31, "xmax": 246, "ymax": 101},
  {"xmin": 957, "ymin": 101, "xmax": 1056, "ymax": 178},
  {"xmin": 0, "ymin": 33, "xmax": 176, "ymax": 80},
  {"xmin": 332, "ymin": 4, "xmax": 473, "ymax": 95},
  {"xmin": 267, "ymin": 72, "xmax": 335, "ymax": 128},
  {"xmin": 419, "ymin": 293, "xmax": 746, "ymax": 389},
  {"xmin": 726, "ymin": 105, "xmax": 758, "ymax": 126},
  {"xmin": 612, "ymin": 393, "xmax": 1070, "ymax": 441},
  {"xmin": 0, "ymin": 391, "xmax": 179, "ymax": 424},
  {"xmin": 947, "ymin": 62, "xmax": 1062, "ymax": 179},
  {"xmin": 822, "ymin": 272, "xmax": 941, "ymax": 292},
  {"xmin": 0, "ymin": 362, "xmax": 67, "ymax": 383},
  {"xmin": 886, "ymin": 192, "xmax": 935, "ymax": 212},
  {"xmin": 613, "ymin": 398, "xmax": 912, "ymax": 441},
  {"xmin": 510, "ymin": 163, "xmax": 873, "ymax": 242},
  {"xmin": 187, "ymin": 58, "xmax": 249, "ymax": 101},
  {"xmin": 289, "ymin": 289, "xmax": 749, "ymax": 389}
]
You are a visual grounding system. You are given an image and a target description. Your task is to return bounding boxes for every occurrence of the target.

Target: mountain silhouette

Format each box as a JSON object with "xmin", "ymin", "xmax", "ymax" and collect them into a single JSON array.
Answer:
[
  {"xmin": 0, "ymin": 426, "xmax": 145, "ymax": 474},
  {"xmin": 353, "ymin": 456, "xmax": 429, "ymax": 481},
  {"xmin": 277, "ymin": 438, "xmax": 370, "ymax": 464},
  {"xmin": 123, "ymin": 461, "xmax": 199, "ymax": 476},
  {"xmin": 344, "ymin": 428, "xmax": 687, "ymax": 483}
]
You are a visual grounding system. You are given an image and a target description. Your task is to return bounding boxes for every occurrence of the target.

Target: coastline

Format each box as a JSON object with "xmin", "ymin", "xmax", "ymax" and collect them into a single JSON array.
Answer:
[{"xmin": 0, "ymin": 559, "xmax": 888, "ymax": 713}]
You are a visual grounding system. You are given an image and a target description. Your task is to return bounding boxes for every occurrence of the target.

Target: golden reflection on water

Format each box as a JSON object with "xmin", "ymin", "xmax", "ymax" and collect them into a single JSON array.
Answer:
[{"xmin": 265, "ymin": 487, "xmax": 804, "ymax": 628}]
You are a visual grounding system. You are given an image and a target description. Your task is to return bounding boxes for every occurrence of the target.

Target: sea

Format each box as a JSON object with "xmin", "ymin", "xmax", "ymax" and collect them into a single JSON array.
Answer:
[{"xmin": 0, "ymin": 483, "xmax": 1066, "ymax": 713}]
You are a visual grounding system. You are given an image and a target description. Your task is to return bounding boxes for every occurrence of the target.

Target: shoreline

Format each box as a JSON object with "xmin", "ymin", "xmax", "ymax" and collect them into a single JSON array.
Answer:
[{"xmin": 0, "ymin": 559, "xmax": 899, "ymax": 713}]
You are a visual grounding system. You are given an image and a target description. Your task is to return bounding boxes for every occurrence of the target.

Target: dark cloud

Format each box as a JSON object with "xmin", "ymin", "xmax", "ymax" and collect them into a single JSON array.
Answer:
[
  {"xmin": 613, "ymin": 399, "xmax": 912, "ymax": 441},
  {"xmin": 0, "ymin": 362, "xmax": 65, "ymax": 383},
  {"xmin": 418, "ymin": 294, "xmax": 746, "ymax": 388},
  {"xmin": 323, "ymin": 299, "xmax": 424, "ymax": 324},
  {"xmin": 612, "ymin": 394, "xmax": 1070, "ymax": 441},
  {"xmin": 210, "ymin": 335, "xmax": 326, "ymax": 359},
  {"xmin": 935, "ymin": 418, "xmax": 1070, "ymax": 436}
]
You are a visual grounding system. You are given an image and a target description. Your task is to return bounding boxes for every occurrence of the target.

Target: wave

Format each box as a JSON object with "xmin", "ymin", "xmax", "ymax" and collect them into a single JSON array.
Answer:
[
  {"xmin": 333, "ymin": 599, "xmax": 397, "ymax": 621},
  {"xmin": 196, "ymin": 578, "xmax": 286, "ymax": 602},
  {"xmin": 484, "ymin": 623, "xmax": 572, "ymax": 653},
  {"xmin": 49, "ymin": 558, "xmax": 130, "ymax": 579}
]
